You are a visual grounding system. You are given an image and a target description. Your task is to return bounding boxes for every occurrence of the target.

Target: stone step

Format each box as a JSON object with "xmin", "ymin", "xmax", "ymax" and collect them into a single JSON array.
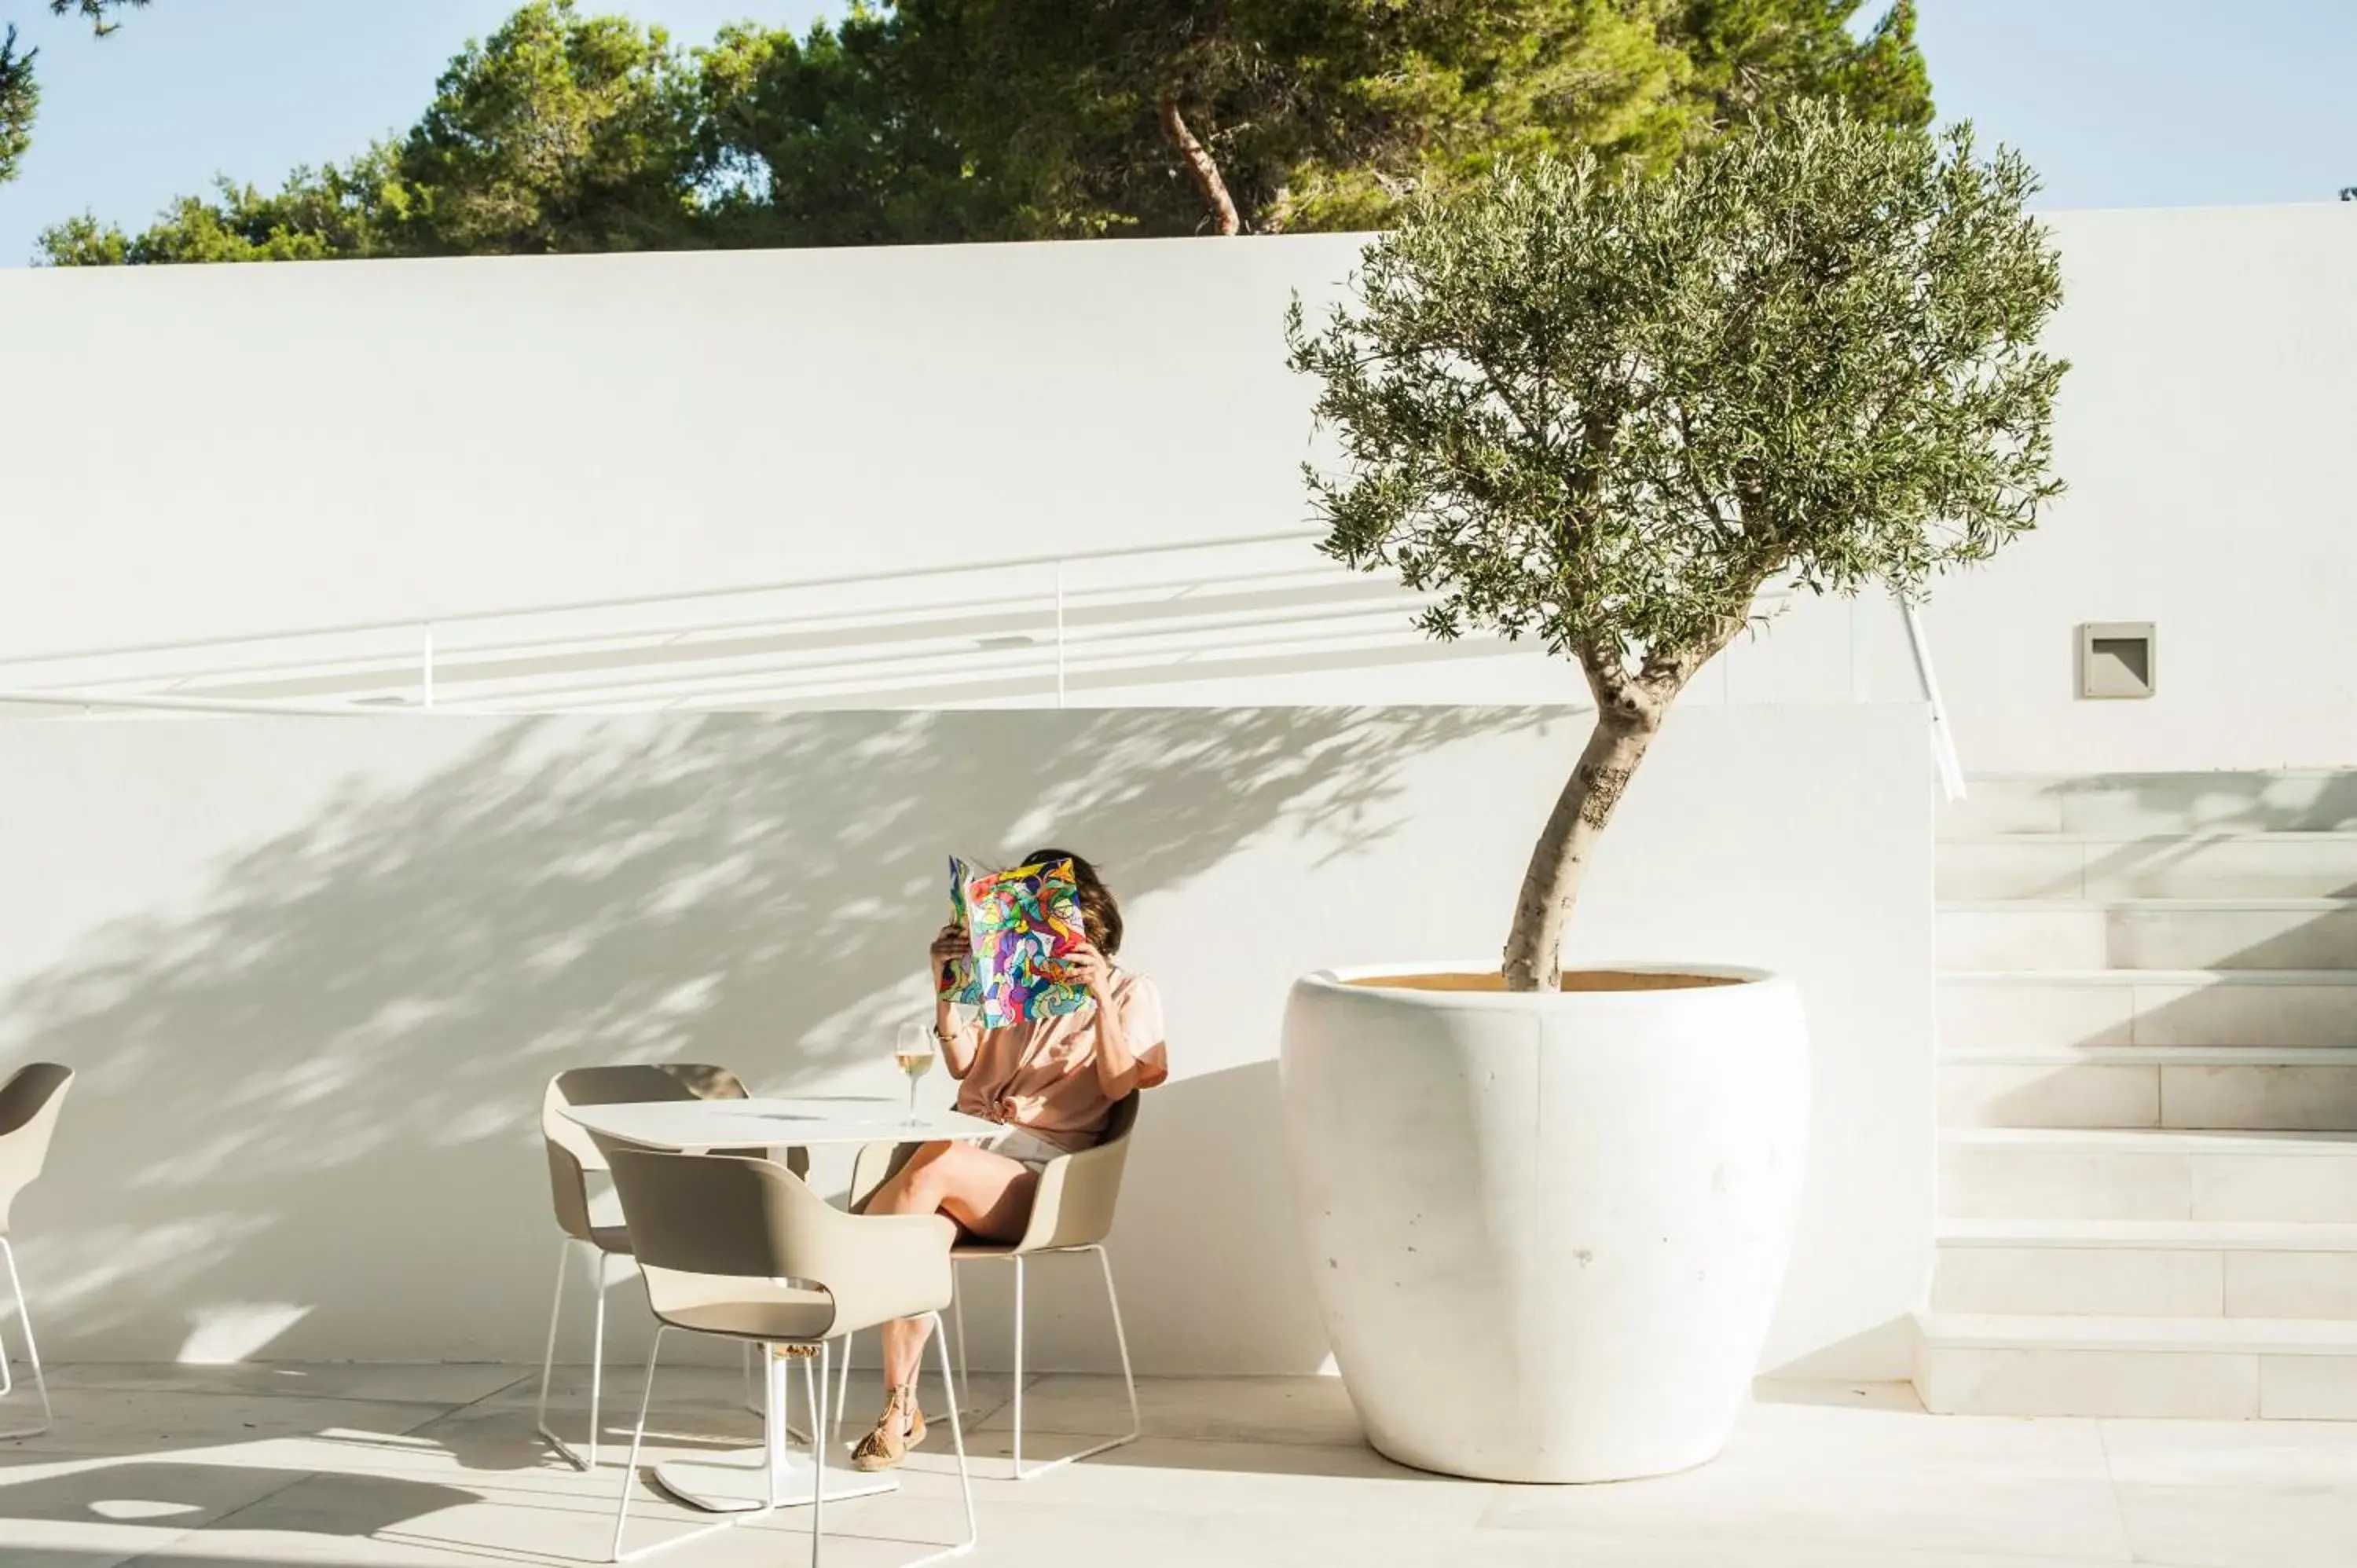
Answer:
[
  {"xmin": 1941, "ymin": 1127, "xmax": 2357, "ymax": 1222},
  {"xmin": 1940, "ymin": 1045, "xmax": 2357, "ymax": 1130},
  {"xmin": 1915, "ymin": 1313, "xmax": 2357, "ymax": 1418},
  {"xmin": 1934, "ymin": 1218, "xmax": 2357, "ymax": 1317},
  {"xmin": 1942, "ymin": 771, "xmax": 2357, "ymax": 839},
  {"xmin": 1939, "ymin": 969, "xmax": 2357, "ymax": 1049},
  {"xmin": 1938, "ymin": 833, "xmax": 2357, "ymax": 902},
  {"xmin": 1938, "ymin": 899, "xmax": 2357, "ymax": 972}
]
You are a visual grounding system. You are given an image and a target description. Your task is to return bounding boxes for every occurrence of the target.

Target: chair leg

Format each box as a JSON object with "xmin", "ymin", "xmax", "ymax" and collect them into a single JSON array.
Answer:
[
  {"xmin": 767, "ymin": 1346, "xmax": 787, "ymax": 1508},
  {"xmin": 927, "ymin": 1310, "xmax": 980, "ymax": 1563},
  {"xmin": 610, "ymin": 1329, "xmax": 779, "ymax": 1565},
  {"xmin": 1006, "ymin": 1246, "xmax": 1138, "ymax": 1482},
  {"xmin": 533, "ymin": 1239, "xmax": 566, "ymax": 1450},
  {"xmin": 609, "ymin": 1328, "xmax": 662, "ymax": 1563},
  {"xmin": 951, "ymin": 1273, "xmax": 970, "ymax": 1416},
  {"xmin": 0, "ymin": 1238, "xmax": 53, "ymax": 1441},
  {"xmin": 810, "ymin": 1321, "xmax": 977, "ymax": 1568},
  {"xmin": 0, "ymin": 1255, "xmax": 13, "ymax": 1405},
  {"xmin": 1092, "ymin": 1245, "xmax": 1144, "ymax": 1456},
  {"xmin": 585, "ymin": 1247, "xmax": 610, "ymax": 1469},
  {"xmin": 1010, "ymin": 1255, "xmax": 1025, "ymax": 1476},
  {"xmin": 802, "ymin": 1347, "xmax": 821, "ymax": 1455},
  {"xmin": 832, "ymin": 1327, "xmax": 852, "ymax": 1444},
  {"xmin": 535, "ymin": 1238, "xmax": 600, "ymax": 1471}
]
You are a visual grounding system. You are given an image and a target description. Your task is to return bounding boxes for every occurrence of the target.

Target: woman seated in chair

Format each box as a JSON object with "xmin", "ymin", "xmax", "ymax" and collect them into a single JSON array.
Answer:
[{"xmin": 854, "ymin": 848, "xmax": 1167, "ymax": 1471}]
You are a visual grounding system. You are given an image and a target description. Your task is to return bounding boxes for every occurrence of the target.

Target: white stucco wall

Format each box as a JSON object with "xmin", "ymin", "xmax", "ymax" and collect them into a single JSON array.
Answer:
[
  {"xmin": 0, "ymin": 236, "xmax": 1361, "ymax": 660},
  {"xmin": 0, "ymin": 705, "xmax": 1934, "ymax": 1378},
  {"xmin": 8, "ymin": 204, "xmax": 2351, "ymax": 764},
  {"xmin": 1918, "ymin": 203, "xmax": 2357, "ymax": 772}
]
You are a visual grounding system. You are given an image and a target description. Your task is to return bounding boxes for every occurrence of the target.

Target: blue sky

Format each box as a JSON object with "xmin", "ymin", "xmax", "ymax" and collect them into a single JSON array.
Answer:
[{"xmin": 2, "ymin": 1, "xmax": 2352, "ymax": 266}]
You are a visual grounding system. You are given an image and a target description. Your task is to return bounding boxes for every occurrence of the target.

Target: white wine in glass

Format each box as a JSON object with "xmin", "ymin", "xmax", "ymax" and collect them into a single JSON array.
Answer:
[{"xmin": 894, "ymin": 1022, "xmax": 935, "ymax": 1126}]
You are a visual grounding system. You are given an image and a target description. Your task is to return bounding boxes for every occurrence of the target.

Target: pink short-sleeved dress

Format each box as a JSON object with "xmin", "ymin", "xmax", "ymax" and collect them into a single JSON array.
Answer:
[{"xmin": 951, "ymin": 969, "xmax": 1168, "ymax": 1154}]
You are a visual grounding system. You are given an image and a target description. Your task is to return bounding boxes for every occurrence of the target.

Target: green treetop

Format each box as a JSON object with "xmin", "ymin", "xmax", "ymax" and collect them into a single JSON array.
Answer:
[
  {"xmin": 2, "ymin": 0, "xmax": 152, "ymax": 186},
  {"xmin": 1288, "ymin": 103, "xmax": 2065, "ymax": 987},
  {"xmin": 40, "ymin": 0, "xmax": 1936, "ymax": 264}
]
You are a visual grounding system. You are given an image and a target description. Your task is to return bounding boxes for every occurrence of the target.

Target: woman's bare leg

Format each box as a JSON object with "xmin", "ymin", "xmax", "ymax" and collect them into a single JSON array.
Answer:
[{"xmin": 867, "ymin": 1141, "xmax": 1037, "ymax": 1415}]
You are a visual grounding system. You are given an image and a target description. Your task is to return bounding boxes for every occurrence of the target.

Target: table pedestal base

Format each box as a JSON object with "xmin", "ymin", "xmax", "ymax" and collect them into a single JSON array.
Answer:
[{"xmin": 651, "ymin": 1453, "xmax": 896, "ymax": 1513}]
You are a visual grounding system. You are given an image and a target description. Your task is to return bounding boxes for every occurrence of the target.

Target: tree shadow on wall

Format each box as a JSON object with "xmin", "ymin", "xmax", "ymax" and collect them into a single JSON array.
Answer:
[{"xmin": 0, "ymin": 705, "xmax": 1547, "ymax": 1365}]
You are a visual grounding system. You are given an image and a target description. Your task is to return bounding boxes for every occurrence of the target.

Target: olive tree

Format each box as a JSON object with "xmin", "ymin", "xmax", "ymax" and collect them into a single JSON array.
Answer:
[{"xmin": 1288, "ymin": 102, "xmax": 2067, "ymax": 991}]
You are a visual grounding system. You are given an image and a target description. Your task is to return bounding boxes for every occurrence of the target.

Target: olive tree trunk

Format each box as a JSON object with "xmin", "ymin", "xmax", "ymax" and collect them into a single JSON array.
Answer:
[{"xmin": 1500, "ymin": 700, "xmax": 1664, "ymax": 991}]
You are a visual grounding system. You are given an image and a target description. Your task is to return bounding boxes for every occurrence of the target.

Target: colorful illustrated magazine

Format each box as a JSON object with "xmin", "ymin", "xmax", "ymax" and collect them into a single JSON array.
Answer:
[{"xmin": 940, "ymin": 855, "xmax": 1090, "ymax": 1027}]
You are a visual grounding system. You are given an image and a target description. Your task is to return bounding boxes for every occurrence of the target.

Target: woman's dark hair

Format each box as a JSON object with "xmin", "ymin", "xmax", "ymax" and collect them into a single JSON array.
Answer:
[{"xmin": 1025, "ymin": 846, "xmax": 1123, "ymax": 958}]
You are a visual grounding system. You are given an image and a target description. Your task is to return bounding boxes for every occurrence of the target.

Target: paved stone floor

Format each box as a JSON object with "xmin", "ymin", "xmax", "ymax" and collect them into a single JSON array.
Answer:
[{"xmin": 2, "ymin": 1365, "xmax": 2353, "ymax": 1566}]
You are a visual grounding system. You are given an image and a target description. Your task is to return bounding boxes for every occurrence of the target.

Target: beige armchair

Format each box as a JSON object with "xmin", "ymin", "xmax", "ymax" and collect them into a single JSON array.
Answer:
[
  {"xmin": 599, "ymin": 1144, "xmax": 977, "ymax": 1568},
  {"xmin": 0, "ymin": 1061, "xmax": 72, "ymax": 1441},
  {"xmin": 537, "ymin": 1064, "xmax": 808, "ymax": 1470},
  {"xmin": 841, "ymin": 1094, "xmax": 1141, "ymax": 1479}
]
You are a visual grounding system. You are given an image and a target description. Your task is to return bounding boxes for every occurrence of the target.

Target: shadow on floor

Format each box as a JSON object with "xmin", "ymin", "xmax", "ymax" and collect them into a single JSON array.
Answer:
[{"xmin": 0, "ymin": 1460, "xmax": 476, "ymax": 1532}]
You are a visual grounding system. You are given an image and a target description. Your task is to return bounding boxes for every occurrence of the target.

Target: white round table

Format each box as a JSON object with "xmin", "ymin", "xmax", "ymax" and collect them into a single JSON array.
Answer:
[
  {"xmin": 563, "ymin": 1095, "xmax": 999, "ymax": 1156},
  {"xmin": 559, "ymin": 1095, "xmax": 999, "ymax": 1514}
]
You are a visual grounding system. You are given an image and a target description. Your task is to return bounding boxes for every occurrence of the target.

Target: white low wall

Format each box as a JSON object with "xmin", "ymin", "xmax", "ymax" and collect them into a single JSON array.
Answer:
[
  {"xmin": 0, "ymin": 233, "xmax": 1893, "ymax": 716},
  {"xmin": 5, "ymin": 207, "xmax": 2355, "ymax": 766},
  {"xmin": 0, "ymin": 704, "xmax": 1932, "ymax": 1378}
]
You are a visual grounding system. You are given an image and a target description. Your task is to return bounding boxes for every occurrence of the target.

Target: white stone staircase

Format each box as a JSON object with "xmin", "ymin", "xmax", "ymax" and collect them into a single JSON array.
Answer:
[{"xmin": 1920, "ymin": 771, "xmax": 2357, "ymax": 1418}]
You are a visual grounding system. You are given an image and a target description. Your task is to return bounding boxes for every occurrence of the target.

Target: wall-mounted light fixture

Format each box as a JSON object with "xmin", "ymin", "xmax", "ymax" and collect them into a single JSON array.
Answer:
[{"xmin": 2077, "ymin": 621, "xmax": 2157, "ymax": 700}]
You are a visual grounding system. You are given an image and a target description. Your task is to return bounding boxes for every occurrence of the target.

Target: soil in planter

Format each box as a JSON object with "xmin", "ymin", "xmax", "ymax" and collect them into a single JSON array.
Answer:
[{"xmin": 1347, "ymin": 970, "xmax": 1743, "ymax": 993}]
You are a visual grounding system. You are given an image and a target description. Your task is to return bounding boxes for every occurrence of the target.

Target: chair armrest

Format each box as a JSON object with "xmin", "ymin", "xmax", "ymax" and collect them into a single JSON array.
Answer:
[
  {"xmin": 1012, "ymin": 1136, "xmax": 1132, "ymax": 1253},
  {"xmin": 845, "ymin": 1210, "xmax": 959, "ymax": 1245},
  {"xmin": 799, "ymin": 1206, "xmax": 957, "ymax": 1335}
]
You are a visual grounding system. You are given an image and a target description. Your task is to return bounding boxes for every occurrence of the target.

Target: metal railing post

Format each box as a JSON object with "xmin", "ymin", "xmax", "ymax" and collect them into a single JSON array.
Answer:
[
  {"xmin": 422, "ymin": 624, "xmax": 437, "ymax": 709},
  {"xmin": 1054, "ymin": 565, "xmax": 1066, "ymax": 709},
  {"xmin": 1900, "ymin": 597, "xmax": 1967, "ymax": 803}
]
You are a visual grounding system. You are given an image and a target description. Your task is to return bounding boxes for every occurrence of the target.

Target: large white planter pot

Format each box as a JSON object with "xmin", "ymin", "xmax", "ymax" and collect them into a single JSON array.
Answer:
[{"xmin": 1280, "ymin": 963, "xmax": 1809, "ymax": 1483}]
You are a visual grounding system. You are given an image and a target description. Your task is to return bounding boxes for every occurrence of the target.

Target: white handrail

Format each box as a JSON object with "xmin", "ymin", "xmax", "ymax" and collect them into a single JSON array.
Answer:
[
  {"xmin": 0, "ymin": 567, "xmax": 1398, "ymax": 698},
  {"xmin": 0, "ymin": 538, "xmax": 1435, "ymax": 715},
  {"xmin": 1901, "ymin": 598, "xmax": 1968, "ymax": 803},
  {"xmin": 0, "ymin": 690, "xmax": 392, "ymax": 718},
  {"xmin": 2, "ymin": 528, "xmax": 1330, "ymax": 668},
  {"xmin": 0, "ymin": 534, "xmax": 1971, "ymax": 764}
]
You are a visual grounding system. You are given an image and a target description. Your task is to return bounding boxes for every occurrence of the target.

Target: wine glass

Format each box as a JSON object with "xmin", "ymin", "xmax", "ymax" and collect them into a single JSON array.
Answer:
[{"xmin": 893, "ymin": 1021, "xmax": 935, "ymax": 1127}]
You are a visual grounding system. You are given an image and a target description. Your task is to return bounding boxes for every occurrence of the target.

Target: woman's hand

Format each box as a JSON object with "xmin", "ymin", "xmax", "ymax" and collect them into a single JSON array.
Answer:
[
  {"xmin": 932, "ymin": 923, "xmax": 980, "ymax": 1079},
  {"xmin": 1074, "ymin": 943, "xmax": 1144, "ymax": 1097},
  {"xmin": 1066, "ymin": 941, "xmax": 1116, "ymax": 1003}
]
